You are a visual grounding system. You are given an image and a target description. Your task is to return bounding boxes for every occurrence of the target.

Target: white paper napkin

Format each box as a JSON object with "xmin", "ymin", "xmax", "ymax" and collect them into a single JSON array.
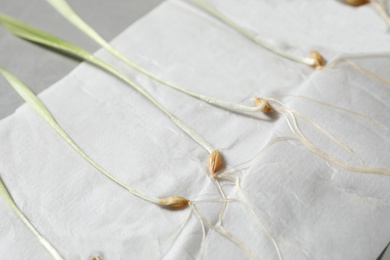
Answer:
[{"xmin": 1, "ymin": 0, "xmax": 390, "ymax": 259}]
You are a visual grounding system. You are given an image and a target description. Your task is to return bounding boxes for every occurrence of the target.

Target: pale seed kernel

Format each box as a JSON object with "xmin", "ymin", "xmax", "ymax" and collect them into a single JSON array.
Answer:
[
  {"xmin": 310, "ymin": 50, "xmax": 325, "ymax": 69},
  {"xmin": 254, "ymin": 97, "xmax": 273, "ymax": 113},
  {"xmin": 159, "ymin": 196, "xmax": 190, "ymax": 208},
  {"xmin": 208, "ymin": 149, "xmax": 222, "ymax": 174}
]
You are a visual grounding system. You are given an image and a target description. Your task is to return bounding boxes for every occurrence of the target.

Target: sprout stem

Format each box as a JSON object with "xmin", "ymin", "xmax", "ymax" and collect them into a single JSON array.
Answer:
[
  {"xmin": 1, "ymin": 66, "xmax": 191, "ymax": 209},
  {"xmin": 0, "ymin": 175, "xmax": 64, "ymax": 260},
  {"xmin": 46, "ymin": 0, "xmax": 265, "ymax": 115},
  {"xmin": 191, "ymin": 0, "xmax": 318, "ymax": 67},
  {"xmin": 0, "ymin": 14, "xmax": 219, "ymax": 169}
]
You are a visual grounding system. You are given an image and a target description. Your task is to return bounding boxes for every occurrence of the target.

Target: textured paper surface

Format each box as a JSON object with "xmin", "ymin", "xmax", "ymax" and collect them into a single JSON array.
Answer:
[{"xmin": 1, "ymin": 0, "xmax": 390, "ymax": 259}]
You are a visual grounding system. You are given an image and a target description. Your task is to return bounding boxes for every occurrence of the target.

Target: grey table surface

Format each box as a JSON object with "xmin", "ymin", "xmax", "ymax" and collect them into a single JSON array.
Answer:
[
  {"xmin": 0, "ymin": 1, "xmax": 389, "ymax": 259},
  {"xmin": 0, "ymin": 0, "xmax": 163, "ymax": 120}
]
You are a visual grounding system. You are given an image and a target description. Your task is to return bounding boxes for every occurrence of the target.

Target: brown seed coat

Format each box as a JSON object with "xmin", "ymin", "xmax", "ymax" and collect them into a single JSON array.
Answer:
[
  {"xmin": 208, "ymin": 149, "xmax": 222, "ymax": 174},
  {"xmin": 159, "ymin": 196, "xmax": 190, "ymax": 208},
  {"xmin": 254, "ymin": 97, "xmax": 273, "ymax": 113},
  {"xmin": 344, "ymin": 0, "xmax": 369, "ymax": 6},
  {"xmin": 310, "ymin": 50, "xmax": 325, "ymax": 69}
]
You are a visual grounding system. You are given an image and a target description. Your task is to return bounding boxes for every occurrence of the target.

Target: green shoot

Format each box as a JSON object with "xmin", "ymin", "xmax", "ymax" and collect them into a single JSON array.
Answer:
[
  {"xmin": 0, "ymin": 13, "xmax": 222, "ymax": 174},
  {"xmin": 0, "ymin": 66, "xmax": 191, "ymax": 208},
  {"xmin": 0, "ymin": 175, "xmax": 64, "ymax": 259},
  {"xmin": 191, "ymin": 0, "xmax": 322, "ymax": 67},
  {"xmin": 45, "ymin": 0, "xmax": 271, "ymax": 115}
]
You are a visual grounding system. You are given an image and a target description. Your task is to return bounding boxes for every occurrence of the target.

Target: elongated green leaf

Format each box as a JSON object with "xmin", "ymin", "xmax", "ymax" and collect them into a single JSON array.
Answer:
[
  {"xmin": 0, "ymin": 13, "xmax": 215, "ymax": 155},
  {"xmin": 0, "ymin": 14, "xmax": 93, "ymax": 61},
  {"xmin": 0, "ymin": 64, "xmax": 56, "ymax": 125},
  {"xmin": 191, "ymin": 0, "xmax": 315, "ymax": 66},
  {"xmin": 46, "ymin": 0, "xmax": 263, "ymax": 114},
  {"xmin": 46, "ymin": 0, "xmax": 111, "ymax": 50},
  {"xmin": 0, "ymin": 66, "xmax": 159, "ymax": 204},
  {"xmin": 0, "ymin": 175, "xmax": 64, "ymax": 260}
]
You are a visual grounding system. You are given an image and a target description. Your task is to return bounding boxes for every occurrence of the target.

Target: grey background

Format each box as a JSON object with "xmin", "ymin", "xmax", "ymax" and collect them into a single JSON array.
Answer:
[
  {"xmin": 0, "ymin": 0, "xmax": 163, "ymax": 119},
  {"xmin": 0, "ymin": 1, "xmax": 389, "ymax": 259}
]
